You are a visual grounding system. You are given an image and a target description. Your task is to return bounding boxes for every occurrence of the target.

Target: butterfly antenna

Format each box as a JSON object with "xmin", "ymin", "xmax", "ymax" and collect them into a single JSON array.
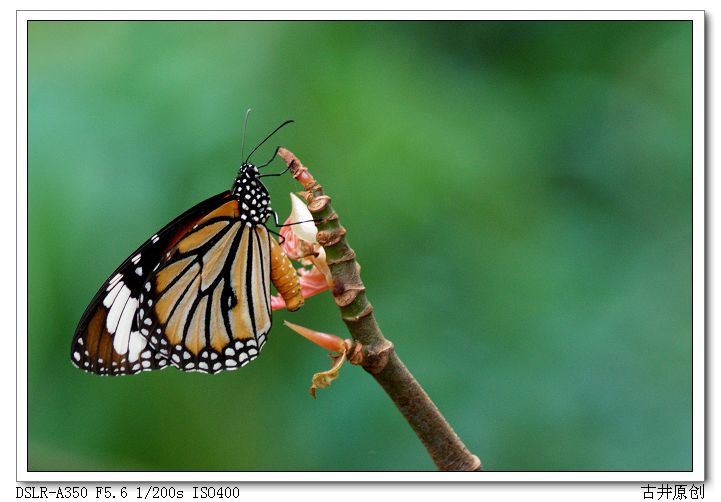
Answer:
[
  {"xmin": 245, "ymin": 119, "xmax": 294, "ymax": 165},
  {"xmin": 240, "ymin": 108, "xmax": 252, "ymax": 162}
]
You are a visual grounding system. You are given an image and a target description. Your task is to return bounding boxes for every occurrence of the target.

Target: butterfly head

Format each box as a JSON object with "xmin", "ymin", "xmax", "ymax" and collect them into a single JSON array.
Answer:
[{"xmin": 238, "ymin": 162, "xmax": 259, "ymax": 178}]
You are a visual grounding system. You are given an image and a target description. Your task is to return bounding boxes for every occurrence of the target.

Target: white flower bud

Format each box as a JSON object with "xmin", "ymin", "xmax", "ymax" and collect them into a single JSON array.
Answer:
[{"xmin": 289, "ymin": 193, "xmax": 317, "ymax": 243}]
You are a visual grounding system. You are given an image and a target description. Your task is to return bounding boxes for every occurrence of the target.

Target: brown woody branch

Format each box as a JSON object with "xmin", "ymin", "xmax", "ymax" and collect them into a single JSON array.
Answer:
[{"xmin": 278, "ymin": 147, "xmax": 482, "ymax": 472}]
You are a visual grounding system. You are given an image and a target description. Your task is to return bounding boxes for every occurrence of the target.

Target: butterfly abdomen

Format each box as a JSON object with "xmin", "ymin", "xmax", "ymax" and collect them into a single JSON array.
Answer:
[{"xmin": 269, "ymin": 238, "xmax": 303, "ymax": 312}]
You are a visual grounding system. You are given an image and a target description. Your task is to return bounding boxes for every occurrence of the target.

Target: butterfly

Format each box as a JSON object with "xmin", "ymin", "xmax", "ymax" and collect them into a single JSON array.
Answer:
[{"xmin": 71, "ymin": 119, "xmax": 304, "ymax": 376}]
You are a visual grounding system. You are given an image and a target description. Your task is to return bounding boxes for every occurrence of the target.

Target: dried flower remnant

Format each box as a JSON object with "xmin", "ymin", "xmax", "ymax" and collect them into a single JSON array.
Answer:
[
  {"xmin": 270, "ymin": 194, "xmax": 332, "ymax": 311},
  {"xmin": 310, "ymin": 352, "xmax": 346, "ymax": 398},
  {"xmin": 284, "ymin": 321, "xmax": 348, "ymax": 397}
]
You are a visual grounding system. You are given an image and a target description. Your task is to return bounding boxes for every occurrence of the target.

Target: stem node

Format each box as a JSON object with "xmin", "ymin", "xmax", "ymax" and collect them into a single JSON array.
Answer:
[
  {"xmin": 316, "ymin": 227, "xmax": 347, "ymax": 247},
  {"xmin": 341, "ymin": 303, "xmax": 374, "ymax": 322}
]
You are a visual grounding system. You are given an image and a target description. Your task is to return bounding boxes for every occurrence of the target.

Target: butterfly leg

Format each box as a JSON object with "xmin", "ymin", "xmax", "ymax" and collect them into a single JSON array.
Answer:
[
  {"xmin": 259, "ymin": 164, "xmax": 291, "ymax": 178},
  {"xmin": 259, "ymin": 148, "xmax": 296, "ymax": 178},
  {"xmin": 257, "ymin": 146, "xmax": 280, "ymax": 169},
  {"xmin": 265, "ymin": 210, "xmax": 287, "ymax": 244},
  {"xmin": 269, "ymin": 208, "xmax": 282, "ymax": 227},
  {"xmin": 268, "ymin": 208, "xmax": 319, "ymax": 229}
]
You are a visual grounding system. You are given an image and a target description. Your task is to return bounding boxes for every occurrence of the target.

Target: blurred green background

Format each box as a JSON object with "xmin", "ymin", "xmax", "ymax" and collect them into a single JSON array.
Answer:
[{"xmin": 27, "ymin": 21, "xmax": 692, "ymax": 472}]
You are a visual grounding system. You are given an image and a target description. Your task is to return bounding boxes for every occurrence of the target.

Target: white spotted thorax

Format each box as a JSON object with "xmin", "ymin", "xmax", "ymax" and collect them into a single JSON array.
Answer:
[{"xmin": 231, "ymin": 163, "xmax": 271, "ymax": 225}]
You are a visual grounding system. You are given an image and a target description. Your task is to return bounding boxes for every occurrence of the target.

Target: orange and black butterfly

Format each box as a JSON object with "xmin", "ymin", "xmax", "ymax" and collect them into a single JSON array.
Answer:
[{"xmin": 71, "ymin": 119, "xmax": 303, "ymax": 376}]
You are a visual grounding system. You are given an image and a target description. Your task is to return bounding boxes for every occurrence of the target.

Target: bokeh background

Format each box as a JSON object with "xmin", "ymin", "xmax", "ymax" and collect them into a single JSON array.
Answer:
[{"xmin": 27, "ymin": 21, "xmax": 692, "ymax": 472}]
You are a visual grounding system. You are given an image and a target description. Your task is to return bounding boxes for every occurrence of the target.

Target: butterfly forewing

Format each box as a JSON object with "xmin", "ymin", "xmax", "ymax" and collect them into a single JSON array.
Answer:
[
  {"xmin": 144, "ymin": 199, "xmax": 272, "ymax": 373},
  {"xmin": 71, "ymin": 190, "xmax": 274, "ymax": 376}
]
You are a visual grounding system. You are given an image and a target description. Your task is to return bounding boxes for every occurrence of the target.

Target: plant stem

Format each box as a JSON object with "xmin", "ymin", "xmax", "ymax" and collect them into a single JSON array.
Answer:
[{"xmin": 278, "ymin": 148, "xmax": 482, "ymax": 472}]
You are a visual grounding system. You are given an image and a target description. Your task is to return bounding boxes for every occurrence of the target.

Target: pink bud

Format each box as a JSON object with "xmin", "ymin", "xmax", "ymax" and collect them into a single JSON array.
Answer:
[
  {"xmin": 298, "ymin": 266, "xmax": 331, "ymax": 297},
  {"xmin": 278, "ymin": 215, "xmax": 302, "ymax": 260},
  {"xmin": 283, "ymin": 321, "xmax": 345, "ymax": 353},
  {"xmin": 270, "ymin": 295, "xmax": 288, "ymax": 311}
]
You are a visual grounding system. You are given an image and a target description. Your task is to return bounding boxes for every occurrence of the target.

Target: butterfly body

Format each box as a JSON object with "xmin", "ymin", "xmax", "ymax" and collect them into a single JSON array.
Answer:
[
  {"xmin": 231, "ymin": 163, "xmax": 271, "ymax": 225},
  {"xmin": 71, "ymin": 162, "xmax": 303, "ymax": 376}
]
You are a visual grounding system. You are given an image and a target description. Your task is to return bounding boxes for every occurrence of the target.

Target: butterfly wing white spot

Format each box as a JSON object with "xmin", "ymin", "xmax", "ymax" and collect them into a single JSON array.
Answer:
[
  {"xmin": 106, "ymin": 285, "xmax": 131, "ymax": 332},
  {"xmin": 127, "ymin": 331, "xmax": 147, "ymax": 363},
  {"xmin": 108, "ymin": 273, "xmax": 122, "ymax": 290},
  {"xmin": 103, "ymin": 280, "xmax": 123, "ymax": 305},
  {"xmin": 112, "ymin": 297, "xmax": 139, "ymax": 354}
]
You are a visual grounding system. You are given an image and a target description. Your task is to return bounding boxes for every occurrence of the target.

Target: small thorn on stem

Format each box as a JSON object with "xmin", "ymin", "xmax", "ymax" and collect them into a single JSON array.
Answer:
[{"xmin": 284, "ymin": 320, "xmax": 345, "ymax": 353}]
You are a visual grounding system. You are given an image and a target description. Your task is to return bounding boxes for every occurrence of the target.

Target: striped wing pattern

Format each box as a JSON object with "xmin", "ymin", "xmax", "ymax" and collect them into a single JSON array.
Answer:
[
  {"xmin": 142, "ymin": 200, "xmax": 272, "ymax": 374},
  {"xmin": 71, "ymin": 194, "xmax": 273, "ymax": 376}
]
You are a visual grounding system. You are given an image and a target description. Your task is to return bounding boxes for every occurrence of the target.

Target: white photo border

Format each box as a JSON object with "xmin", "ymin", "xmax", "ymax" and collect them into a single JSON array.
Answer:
[{"xmin": 16, "ymin": 9, "xmax": 704, "ymax": 483}]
